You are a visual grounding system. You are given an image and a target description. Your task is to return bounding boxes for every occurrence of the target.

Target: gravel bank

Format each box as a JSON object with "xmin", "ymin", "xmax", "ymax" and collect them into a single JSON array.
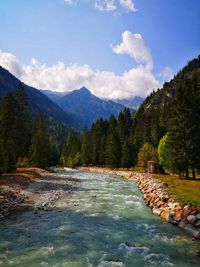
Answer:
[{"xmin": 0, "ymin": 168, "xmax": 80, "ymax": 219}]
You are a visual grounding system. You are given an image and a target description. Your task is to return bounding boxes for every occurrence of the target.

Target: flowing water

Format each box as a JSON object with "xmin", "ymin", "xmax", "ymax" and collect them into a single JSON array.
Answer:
[{"xmin": 0, "ymin": 170, "xmax": 199, "ymax": 267}]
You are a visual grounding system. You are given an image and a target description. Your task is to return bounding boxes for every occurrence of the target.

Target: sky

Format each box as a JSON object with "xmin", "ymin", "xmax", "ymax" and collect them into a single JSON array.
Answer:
[{"xmin": 0, "ymin": 0, "xmax": 199, "ymax": 99}]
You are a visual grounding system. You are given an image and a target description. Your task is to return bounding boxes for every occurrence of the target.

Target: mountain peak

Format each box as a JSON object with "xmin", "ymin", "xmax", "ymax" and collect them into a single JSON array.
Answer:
[{"xmin": 78, "ymin": 87, "xmax": 91, "ymax": 94}]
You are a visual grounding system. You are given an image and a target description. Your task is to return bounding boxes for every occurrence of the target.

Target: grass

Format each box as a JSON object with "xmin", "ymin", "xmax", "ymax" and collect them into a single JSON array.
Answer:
[{"xmin": 153, "ymin": 174, "xmax": 200, "ymax": 206}]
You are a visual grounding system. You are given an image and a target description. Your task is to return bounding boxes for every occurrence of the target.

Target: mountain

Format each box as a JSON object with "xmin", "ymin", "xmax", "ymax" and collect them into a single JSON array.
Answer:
[
  {"xmin": 43, "ymin": 87, "xmax": 132, "ymax": 128},
  {"xmin": 133, "ymin": 54, "xmax": 200, "ymax": 148},
  {"xmin": 0, "ymin": 66, "xmax": 69, "ymax": 126},
  {"xmin": 40, "ymin": 89, "xmax": 67, "ymax": 102},
  {"xmin": 116, "ymin": 96, "xmax": 144, "ymax": 110}
]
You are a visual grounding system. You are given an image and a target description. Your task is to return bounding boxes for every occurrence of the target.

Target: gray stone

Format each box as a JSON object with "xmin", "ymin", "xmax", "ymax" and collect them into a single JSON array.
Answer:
[
  {"xmin": 184, "ymin": 224, "xmax": 200, "ymax": 239},
  {"xmin": 187, "ymin": 215, "xmax": 196, "ymax": 224},
  {"xmin": 178, "ymin": 219, "xmax": 187, "ymax": 229},
  {"xmin": 196, "ymin": 213, "xmax": 200, "ymax": 220}
]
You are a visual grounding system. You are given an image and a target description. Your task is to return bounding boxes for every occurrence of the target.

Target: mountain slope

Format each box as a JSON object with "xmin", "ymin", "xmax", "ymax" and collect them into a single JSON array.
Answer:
[
  {"xmin": 133, "ymin": 54, "xmax": 200, "ymax": 148},
  {"xmin": 55, "ymin": 87, "xmax": 131, "ymax": 128},
  {"xmin": 0, "ymin": 66, "xmax": 69, "ymax": 125}
]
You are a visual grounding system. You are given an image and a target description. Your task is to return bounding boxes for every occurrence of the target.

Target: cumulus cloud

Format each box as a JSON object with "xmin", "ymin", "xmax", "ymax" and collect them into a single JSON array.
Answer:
[
  {"xmin": 119, "ymin": 0, "xmax": 136, "ymax": 12},
  {"xmin": 95, "ymin": 0, "xmax": 116, "ymax": 12},
  {"xmin": 0, "ymin": 31, "xmax": 162, "ymax": 99},
  {"xmin": 64, "ymin": 0, "xmax": 136, "ymax": 12},
  {"xmin": 112, "ymin": 31, "xmax": 153, "ymax": 69},
  {"xmin": 0, "ymin": 50, "xmax": 22, "ymax": 77}
]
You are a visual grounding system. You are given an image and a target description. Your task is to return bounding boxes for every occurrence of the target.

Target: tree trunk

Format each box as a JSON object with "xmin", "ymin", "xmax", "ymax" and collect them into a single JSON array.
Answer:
[
  {"xmin": 185, "ymin": 167, "xmax": 189, "ymax": 179},
  {"xmin": 179, "ymin": 170, "xmax": 182, "ymax": 179},
  {"xmin": 192, "ymin": 168, "xmax": 196, "ymax": 179}
]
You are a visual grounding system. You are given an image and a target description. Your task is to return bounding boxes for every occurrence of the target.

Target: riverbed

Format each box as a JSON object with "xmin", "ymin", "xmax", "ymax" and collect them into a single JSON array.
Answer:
[{"xmin": 0, "ymin": 169, "xmax": 199, "ymax": 267}]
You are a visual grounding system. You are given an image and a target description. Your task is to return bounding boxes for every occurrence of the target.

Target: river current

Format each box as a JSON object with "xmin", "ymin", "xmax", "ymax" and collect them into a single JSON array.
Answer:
[{"xmin": 0, "ymin": 169, "xmax": 199, "ymax": 267}]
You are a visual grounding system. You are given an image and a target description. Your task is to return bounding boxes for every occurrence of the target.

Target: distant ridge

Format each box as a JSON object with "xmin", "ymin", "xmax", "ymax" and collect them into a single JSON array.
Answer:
[
  {"xmin": 0, "ymin": 66, "xmax": 69, "ymax": 125},
  {"xmin": 41, "ymin": 86, "xmax": 133, "ymax": 128}
]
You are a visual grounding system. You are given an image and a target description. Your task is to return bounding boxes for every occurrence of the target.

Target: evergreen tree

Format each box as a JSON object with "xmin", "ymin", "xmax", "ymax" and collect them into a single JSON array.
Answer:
[
  {"xmin": 61, "ymin": 130, "xmax": 81, "ymax": 167},
  {"xmin": 168, "ymin": 78, "xmax": 197, "ymax": 178},
  {"xmin": 15, "ymin": 83, "xmax": 32, "ymax": 161},
  {"xmin": 30, "ymin": 114, "xmax": 51, "ymax": 168},
  {"xmin": 121, "ymin": 142, "xmax": 132, "ymax": 168},
  {"xmin": 0, "ymin": 93, "xmax": 17, "ymax": 172},
  {"xmin": 81, "ymin": 129, "xmax": 92, "ymax": 165},
  {"xmin": 105, "ymin": 120, "xmax": 121, "ymax": 168}
]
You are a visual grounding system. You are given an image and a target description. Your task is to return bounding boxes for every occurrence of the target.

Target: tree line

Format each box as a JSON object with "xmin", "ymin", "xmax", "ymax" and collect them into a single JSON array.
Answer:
[
  {"xmin": 62, "ymin": 58, "xmax": 200, "ymax": 178},
  {"xmin": 1, "ymin": 56, "xmax": 200, "ymax": 179},
  {"xmin": 0, "ymin": 83, "xmax": 57, "ymax": 174}
]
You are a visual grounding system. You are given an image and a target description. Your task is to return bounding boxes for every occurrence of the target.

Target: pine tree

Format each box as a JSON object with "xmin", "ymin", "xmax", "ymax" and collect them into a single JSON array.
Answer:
[
  {"xmin": 81, "ymin": 129, "xmax": 92, "ymax": 165},
  {"xmin": 0, "ymin": 93, "xmax": 17, "ymax": 172},
  {"xmin": 15, "ymin": 83, "xmax": 32, "ymax": 161},
  {"xmin": 105, "ymin": 118, "xmax": 121, "ymax": 168},
  {"xmin": 30, "ymin": 114, "xmax": 51, "ymax": 168},
  {"xmin": 121, "ymin": 142, "xmax": 132, "ymax": 168},
  {"xmin": 168, "ymin": 77, "xmax": 197, "ymax": 178}
]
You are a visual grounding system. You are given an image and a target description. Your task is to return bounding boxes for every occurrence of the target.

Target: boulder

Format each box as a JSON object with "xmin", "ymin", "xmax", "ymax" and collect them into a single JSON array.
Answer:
[
  {"xmin": 184, "ymin": 224, "xmax": 200, "ymax": 239},
  {"xmin": 152, "ymin": 208, "xmax": 163, "ymax": 216},
  {"xmin": 196, "ymin": 213, "xmax": 200, "ymax": 220},
  {"xmin": 187, "ymin": 215, "xmax": 196, "ymax": 224},
  {"xmin": 160, "ymin": 208, "xmax": 170, "ymax": 221},
  {"xmin": 179, "ymin": 219, "xmax": 187, "ymax": 229}
]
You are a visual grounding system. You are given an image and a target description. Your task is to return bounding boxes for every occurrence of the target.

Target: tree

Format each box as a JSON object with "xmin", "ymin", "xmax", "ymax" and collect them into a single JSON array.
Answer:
[
  {"xmin": 167, "ymin": 76, "xmax": 200, "ymax": 178},
  {"xmin": 158, "ymin": 133, "xmax": 176, "ymax": 172},
  {"xmin": 0, "ymin": 93, "xmax": 17, "ymax": 172},
  {"xmin": 121, "ymin": 142, "xmax": 132, "ymax": 168},
  {"xmin": 105, "ymin": 127, "xmax": 121, "ymax": 168},
  {"xmin": 61, "ymin": 130, "xmax": 81, "ymax": 167},
  {"xmin": 30, "ymin": 114, "xmax": 51, "ymax": 168},
  {"xmin": 81, "ymin": 129, "xmax": 92, "ymax": 165},
  {"xmin": 15, "ymin": 83, "xmax": 32, "ymax": 160},
  {"xmin": 137, "ymin": 143, "xmax": 158, "ymax": 168}
]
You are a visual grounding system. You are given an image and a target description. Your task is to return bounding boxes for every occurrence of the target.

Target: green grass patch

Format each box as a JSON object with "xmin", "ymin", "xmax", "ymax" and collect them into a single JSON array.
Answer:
[{"xmin": 153, "ymin": 174, "xmax": 200, "ymax": 206}]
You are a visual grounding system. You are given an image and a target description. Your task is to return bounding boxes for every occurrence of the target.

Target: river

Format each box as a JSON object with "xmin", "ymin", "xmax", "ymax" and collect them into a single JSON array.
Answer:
[{"xmin": 0, "ymin": 169, "xmax": 199, "ymax": 267}]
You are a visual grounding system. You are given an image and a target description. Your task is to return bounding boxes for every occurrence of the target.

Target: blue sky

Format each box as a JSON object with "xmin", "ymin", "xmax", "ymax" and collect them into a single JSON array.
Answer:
[{"xmin": 0, "ymin": 0, "xmax": 199, "ymax": 99}]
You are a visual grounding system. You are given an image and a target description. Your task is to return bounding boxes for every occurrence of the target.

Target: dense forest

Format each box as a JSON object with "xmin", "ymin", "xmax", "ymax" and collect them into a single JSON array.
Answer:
[
  {"xmin": 62, "ymin": 55, "xmax": 200, "ymax": 178},
  {"xmin": 0, "ymin": 83, "xmax": 61, "ymax": 174},
  {"xmin": 0, "ymin": 55, "xmax": 200, "ymax": 178}
]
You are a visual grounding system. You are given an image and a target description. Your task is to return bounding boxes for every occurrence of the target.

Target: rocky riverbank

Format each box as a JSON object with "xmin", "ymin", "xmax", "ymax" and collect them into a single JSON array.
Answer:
[
  {"xmin": 0, "ymin": 168, "xmax": 80, "ymax": 219},
  {"xmin": 80, "ymin": 167, "xmax": 200, "ymax": 239}
]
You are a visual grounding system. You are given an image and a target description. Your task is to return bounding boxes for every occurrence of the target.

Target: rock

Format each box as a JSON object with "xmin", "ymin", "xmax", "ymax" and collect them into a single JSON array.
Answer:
[
  {"xmin": 152, "ymin": 208, "xmax": 163, "ymax": 216},
  {"xmin": 187, "ymin": 215, "xmax": 196, "ymax": 224},
  {"xmin": 179, "ymin": 219, "xmax": 187, "ymax": 229},
  {"xmin": 196, "ymin": 213, "xmax": 200, "ymax": 220},
  {"xmin": 194, "ymin": 220, "xmax": 200, "ymax": 227},
  {"xmin": 175, "ymin": 209, "xmax": 184, "ymax": 221},
  {"xmin": 184, "ymin": 224, "xmax": 200, "ymax": 239},
  {"xmin": 160, "ymin": 208, "xmax": 171, "ymax": 221}
]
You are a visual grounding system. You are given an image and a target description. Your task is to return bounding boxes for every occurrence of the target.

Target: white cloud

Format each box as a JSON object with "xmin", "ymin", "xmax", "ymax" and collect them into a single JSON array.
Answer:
[
  {"xmin": 95, "ymin": 0, "xmax": 116, "ymax": 12},
  {"xmin": 119, "ymin": 0, "xmax": 136, "ymax": 12},
  {"xmin": 64, "ymin": 0, "xmax": 136, "ymax": 13},
  {"xmin": 64, "ymin": 0, "xmax": 74, "ymax": 5},
  {"xmin": 112, "ymin": 31, "xmax": 153, "ymax": 69},
  {"xmin": 0, "ymin": 31, "xmax": 162, "ymax": 100},
  {"xmin": 159, "ymin": 67, "xmax": 173, "ymax": 81},
  {"xmin": 0, "ymin": 50, "xmax": 22, "ymax": 77}
]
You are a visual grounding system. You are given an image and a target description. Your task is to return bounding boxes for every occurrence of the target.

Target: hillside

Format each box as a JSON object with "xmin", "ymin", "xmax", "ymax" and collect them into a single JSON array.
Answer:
[
  {"xmin": 0, "ymin": 67, "xmax": 69, "ymax": 126},
  {"xmin": 133, "ymin": 55, "xmax": 200, "ymax": 148}
]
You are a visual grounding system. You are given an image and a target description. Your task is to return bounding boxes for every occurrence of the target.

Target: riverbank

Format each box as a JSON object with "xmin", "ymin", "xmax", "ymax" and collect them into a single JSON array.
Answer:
[
  {"xmin": 80, "ymin": 167, "xmax": 200, "ymax": 239},
  {"xmin": 0, "ymin": 168, "xmax": 80, "ymax": 219}
]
